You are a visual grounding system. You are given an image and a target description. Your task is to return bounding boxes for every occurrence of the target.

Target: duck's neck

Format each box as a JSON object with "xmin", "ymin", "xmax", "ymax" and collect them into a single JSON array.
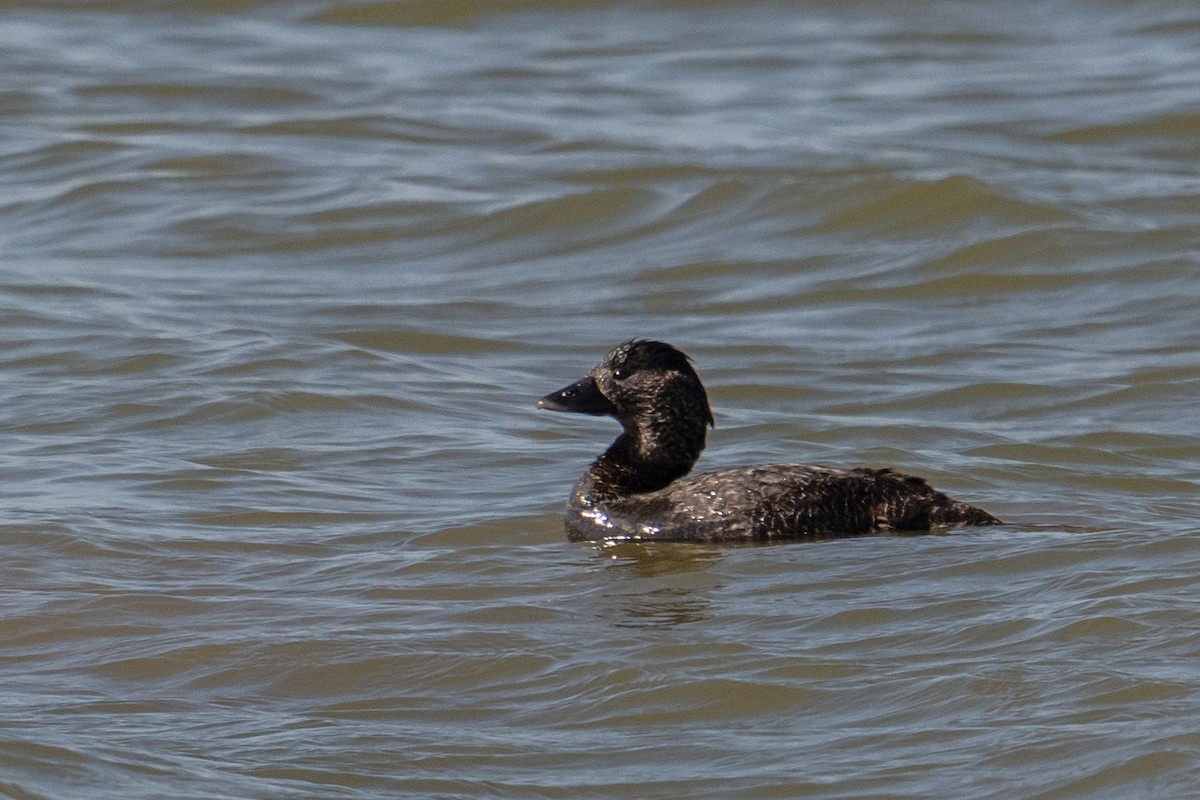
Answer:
[{"xmin": 584, "ymin": 415, "xmax": 707, "ymax": 501}]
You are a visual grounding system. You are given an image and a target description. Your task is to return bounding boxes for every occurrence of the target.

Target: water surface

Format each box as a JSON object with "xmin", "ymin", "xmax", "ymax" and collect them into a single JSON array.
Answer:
[{"xmin": 3, "ymin": 1, "xmax": 1200, "ymax": 797}]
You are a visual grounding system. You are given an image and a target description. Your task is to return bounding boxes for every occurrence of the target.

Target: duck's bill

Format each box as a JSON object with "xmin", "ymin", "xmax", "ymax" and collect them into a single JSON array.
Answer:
[{"xmin": 536, "ymin": 375, "xmax": 616, "ymax": 416}]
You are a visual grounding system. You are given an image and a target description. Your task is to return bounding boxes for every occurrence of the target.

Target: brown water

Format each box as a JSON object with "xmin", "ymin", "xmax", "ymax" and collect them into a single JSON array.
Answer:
[{"xmin": 3, "ymin": 1, "xmax": 1200, "ymax": 798}]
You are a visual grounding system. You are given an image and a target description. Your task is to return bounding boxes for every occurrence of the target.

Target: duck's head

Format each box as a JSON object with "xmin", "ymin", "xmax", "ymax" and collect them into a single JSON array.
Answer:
[{"xmin": 538, "ymin": 339, "xmax": 714, "ymax": 441}]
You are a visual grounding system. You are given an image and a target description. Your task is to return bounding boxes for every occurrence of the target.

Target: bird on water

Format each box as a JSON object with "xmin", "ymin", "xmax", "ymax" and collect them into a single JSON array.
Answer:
[{"xmin": 537, "ymin": 339, "xmax": 1000, "ymax": 543}]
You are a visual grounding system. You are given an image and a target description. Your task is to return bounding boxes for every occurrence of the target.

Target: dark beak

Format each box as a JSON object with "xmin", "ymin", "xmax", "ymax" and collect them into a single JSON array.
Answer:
[{"xmin": 536, "ymin": 375, "xmax": 616, "ymax": 416}]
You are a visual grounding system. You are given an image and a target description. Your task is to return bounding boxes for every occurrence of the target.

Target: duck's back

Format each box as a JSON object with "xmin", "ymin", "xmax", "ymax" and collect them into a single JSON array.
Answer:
[{"xmin": 567, "ymin": 464, "xmax": 1000, "ymax": 543}]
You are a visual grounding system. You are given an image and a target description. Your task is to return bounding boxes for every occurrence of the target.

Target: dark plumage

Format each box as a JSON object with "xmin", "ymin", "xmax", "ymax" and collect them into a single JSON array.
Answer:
[{"xmin": 537, "ymin": 339, "xmax": 1001, "ymax": 543}]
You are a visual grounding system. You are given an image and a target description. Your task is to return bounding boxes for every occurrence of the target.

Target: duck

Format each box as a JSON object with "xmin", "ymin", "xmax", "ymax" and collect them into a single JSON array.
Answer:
[{"xmin": 537, "ymin": 339, "xmax": 1000, "ymax": 543}]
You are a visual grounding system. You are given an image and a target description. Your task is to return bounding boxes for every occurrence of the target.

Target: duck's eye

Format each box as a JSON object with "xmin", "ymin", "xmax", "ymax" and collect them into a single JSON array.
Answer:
[{"xmin": 613, "ymin": 367, "xmax": 629, "ymax": 381}]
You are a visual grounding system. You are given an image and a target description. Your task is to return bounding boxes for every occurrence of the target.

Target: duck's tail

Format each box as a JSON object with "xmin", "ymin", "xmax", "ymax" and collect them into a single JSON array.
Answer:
[
  {"xmin": 936, "ymin": 499, "xmax": 1002, "ymax": 526},
  {"xmin": 869, "ymin": 469, "xmax": 1001, "ymax": 529}
]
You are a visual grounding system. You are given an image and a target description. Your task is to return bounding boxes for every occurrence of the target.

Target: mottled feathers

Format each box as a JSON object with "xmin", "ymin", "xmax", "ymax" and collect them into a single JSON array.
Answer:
[{"xmin": 539, "ymin": 340, "xmax": 1000, "ymax": 543}]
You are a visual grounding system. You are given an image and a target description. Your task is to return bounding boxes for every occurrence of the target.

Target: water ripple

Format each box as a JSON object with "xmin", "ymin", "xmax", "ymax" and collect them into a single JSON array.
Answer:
[{"xmin": 3, "ymin": 1, "xmax": 1200, "ymax": 798}]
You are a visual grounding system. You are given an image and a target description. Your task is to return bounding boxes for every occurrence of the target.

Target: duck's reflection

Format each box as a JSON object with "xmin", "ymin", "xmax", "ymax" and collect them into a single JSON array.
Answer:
[{"xmin": 587, "ymin": 541, "xmax": 725, "ymax": 628}]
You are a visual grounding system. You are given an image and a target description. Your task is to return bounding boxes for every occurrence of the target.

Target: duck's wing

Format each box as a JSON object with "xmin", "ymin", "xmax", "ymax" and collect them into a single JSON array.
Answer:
[{"xmin": 647, "ymin": 465, "xmax": 997, "ymax": 542}]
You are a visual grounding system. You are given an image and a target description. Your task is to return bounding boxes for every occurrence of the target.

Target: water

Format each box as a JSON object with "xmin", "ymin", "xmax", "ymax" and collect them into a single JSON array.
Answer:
[{"xmin": 3, "ymin": 1, "xmax": 1200, "ymax": 797}]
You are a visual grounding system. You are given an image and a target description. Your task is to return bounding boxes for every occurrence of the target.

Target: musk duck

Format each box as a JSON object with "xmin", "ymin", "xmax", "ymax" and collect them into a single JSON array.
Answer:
[{"xmin": 537, "ymin": 339, "xmax": 1000, "ymax": 543}]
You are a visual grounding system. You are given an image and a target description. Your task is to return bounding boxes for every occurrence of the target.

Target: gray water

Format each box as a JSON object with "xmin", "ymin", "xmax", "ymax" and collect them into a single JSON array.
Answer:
[{"xmin": 3, "ymin": 1, "xmax": 1200, "ymax": 798}]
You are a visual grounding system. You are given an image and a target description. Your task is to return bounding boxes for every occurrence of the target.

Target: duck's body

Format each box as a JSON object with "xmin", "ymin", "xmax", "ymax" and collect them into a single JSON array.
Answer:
[
  {"xmin": 565, "ymin": 463, "xmax": 998, "ymax": 543},
  {"xmin": 538, "ymin": 340, "xmax": 1000, "ymax": 544}
]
